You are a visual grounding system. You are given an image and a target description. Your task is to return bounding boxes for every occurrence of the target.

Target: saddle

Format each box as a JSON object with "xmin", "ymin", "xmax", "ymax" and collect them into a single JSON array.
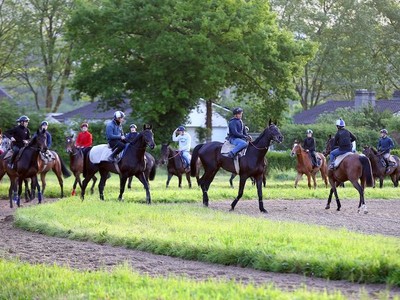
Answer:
[
  {"xmin": 333, "ymin": 152, "xmax": 356, "ymax": 168},
  {"xmin": 221, "ymin": 141, "xmax": 248, "ymax": 174},
  {"xmin": 89, "ymin": 144, "xmax": 115, "ymax": 164},
  {"xmin": 39, "ymin": 150, "xmax": 55, "ymax": 164},
  {"xmin": 380, "ymin": 155, "xmax": 397, "ymax": 168},
  {"xmin": 307, "ymin": 152, "xmax": 321, "ymax": 167}
]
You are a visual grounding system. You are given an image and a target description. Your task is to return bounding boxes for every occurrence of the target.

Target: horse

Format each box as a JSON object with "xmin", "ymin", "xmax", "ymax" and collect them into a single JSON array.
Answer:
[
  {"xmin": 127, "ymin": 152, "xmax": 157, "ymax": 189},
  {"xmin": 6, "ymin": 129, "xmax": 48, "ymax": 207},
  {"xmin": 362, "ymin": 146, "xmax": 400, "ymax": 188},
  {"xmin": 159, "ymin": 143, "xmax": 194, "ymax": 188},
  {"xmin": 65, "ymin": 135, "xmax": 97, "ymax": 195},
  {"xmin": 190, "ymin": 120, "xmax": 283, "ymax": 213},
  {"xmin": 290, "ymin": 141, "xmax": 328, "ymax": 189},
  {"xmin": 81, "ymin": 125, "xmax": 155, "ymax": 202},
  {"xmin": 229, "ymin": 158, "xmax": 268, "ymax": 188},
  {"xmin": 323, "ymin": 135, "xmax": 374, "ymax": 213}
]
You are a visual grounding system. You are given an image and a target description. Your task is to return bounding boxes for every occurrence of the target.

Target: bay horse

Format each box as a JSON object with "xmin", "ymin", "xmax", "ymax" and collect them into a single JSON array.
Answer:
[
  {"xmin": 81, "ymin": 125, "xmax": 155, "ymax": 202},
  {"xmin": 323, "ymin": 136, "xmax": 374, "ymax": 213},
  {"xmin": 159, "ymin": 143, "xmax": 193, "ymax": 188},
  {"xmin": 7, "ymin": 129, "xmax": 48, "ymax": 207},
  {"xmin": 290, "ymin": 141, "xmax": 328, "ymax": 189},
  {"xmin": 190, "ymin": 121, "xmax": 283, "ymax": 213},
  {"xmin": 127, "ymin": 152, "xmax": 157, "ymax": 189},
  {"xmin": 65, "ymin": 135, "xmax": 97, "ymax": 195},
  {"xmin": 362, "ymin": 146, "xmax": 400, "ymax": 188}
]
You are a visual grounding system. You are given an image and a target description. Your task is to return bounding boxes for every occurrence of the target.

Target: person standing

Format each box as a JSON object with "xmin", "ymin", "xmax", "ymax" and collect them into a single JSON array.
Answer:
[
  {"xmin": 227, "ymin": 107, "xmax": 251, "ymax": 158},
  {"xmin": 377, "ymin": 128, "xmax": 395, "ymax": 174},
  {"xmin": 329, "ymin": 118, "xmax": 356, "ymax": 170},
  {"xmin": 106, "ymin": 111, "xmax": 126, "ymax": 161},
  {"xmin": 303, "ymin": 129, "xmax": 318, "ymax": 167},
  {"xmin": 172, "ymin": 125, "xmax": 191, "ymax": 171},
  {"xmin": 4, "ymin": 115, "xmax": 31, "ymax": 169},
  {"xmin": 75, "ymin": 122, "xmax": 93, "ymax": 148}
]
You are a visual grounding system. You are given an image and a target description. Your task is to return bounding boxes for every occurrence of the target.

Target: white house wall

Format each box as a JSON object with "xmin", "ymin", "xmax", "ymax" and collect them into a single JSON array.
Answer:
[{"xmin": 186, "ymin": 127, "xmax": 228, "ymax": 149}]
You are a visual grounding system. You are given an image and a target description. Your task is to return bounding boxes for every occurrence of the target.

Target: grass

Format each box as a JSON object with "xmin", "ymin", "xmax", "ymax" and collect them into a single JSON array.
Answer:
[
  {"xmin": 14, "ymin": 199, "xmax": 400, "ymax": 287},
  {"xmin": 0, "ymin": 259, "xmax": 351, "ymax": 300},
  {"xmin": 1, "ymin": 167, "xmax": 400, "ymax": 203}
]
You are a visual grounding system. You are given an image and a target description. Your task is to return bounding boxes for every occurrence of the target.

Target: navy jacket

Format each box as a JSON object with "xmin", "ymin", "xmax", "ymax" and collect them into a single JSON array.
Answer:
[
  {"xmin": 228, "ymin": 117, "xmax": 247, "ymax": 140},
  {"xmin": 106, "ymin": 120, "xmax": 124, "ymax": 143},
  {"xmin": 377, "ymin": 136, "xmax": 394, "ymax": 154},
  {"xmin": 4, "ymin": 125, "xmax": 30, "ymax": 148}
]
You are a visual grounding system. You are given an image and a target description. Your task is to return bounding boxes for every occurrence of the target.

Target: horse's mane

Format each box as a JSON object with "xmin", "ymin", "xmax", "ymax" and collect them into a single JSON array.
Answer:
[{"xmin": 253, "ymin": 126, "xmax": 269, "ymax": 144}]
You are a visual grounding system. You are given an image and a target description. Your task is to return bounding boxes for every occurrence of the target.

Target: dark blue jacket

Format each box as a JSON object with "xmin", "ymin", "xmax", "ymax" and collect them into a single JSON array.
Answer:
[
  {"xmin": 303, "ymin": 137, "xmax": 316, "ymax": 152},
  {"xmin": 334, "ymin": 128, "xmax": 356, "ymax": 151},
  {"xmin": 125, "ymin": 132, "xmax": 138, "ymax": 143},
  {"xmin": 228, "ymin": 118, "xmax": 247, "ymax": 140},
  {"xmin": 377, "ymin": 136, "xmax": 394, "ymax": 154},
  {"xmin": 106, "ymin": 120, "xmax": 124, "ymax": 142}
]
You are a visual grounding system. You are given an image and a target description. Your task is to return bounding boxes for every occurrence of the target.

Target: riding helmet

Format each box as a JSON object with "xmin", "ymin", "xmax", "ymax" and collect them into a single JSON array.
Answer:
[
  {"xmin": 335, "ymin": 118, "xmax": 345, "ymax": 127},
  {"xmin": 114, "ymin": 111, "xmax": 125, "ymax": 119},
  {"xmin": 81, "ymin": 122, "xmax": 89, "ymax": 128},
  {"xmin": 380, "ymin": 129, "xmax": 388, "ymax": 134},
  {"xmin": 177, "ymin": 126, "xmax": 185, "ymax": 131},
  {"xmin": 130, "ymin": 124, "xmax": 137, "ymax": 129},
  {"xmin": 306, "ymin": 129, "xmax": 313, "ymax": 134},
  {"xmin": 233, "ymin": 107, "xmax": 243, "ymax": 115},
  {"xmin": 18, "ymin": 115, "xmax": 30, "ymax": 122},
  {"xmin": 41, "ymin": 121, "xmax": 49, "ymax": 126}
]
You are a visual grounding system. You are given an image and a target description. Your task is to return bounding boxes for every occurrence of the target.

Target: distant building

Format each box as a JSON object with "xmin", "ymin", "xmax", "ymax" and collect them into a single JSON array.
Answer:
[{"xmin": 293, "ymin": 90, "xmax": 400, "ymax": 124}]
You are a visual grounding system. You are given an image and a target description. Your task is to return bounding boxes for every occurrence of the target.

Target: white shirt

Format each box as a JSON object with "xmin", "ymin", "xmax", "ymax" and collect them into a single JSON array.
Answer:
[{"xmin": 172, "ymin": 130, "xmax": 191, "ymax": 152}]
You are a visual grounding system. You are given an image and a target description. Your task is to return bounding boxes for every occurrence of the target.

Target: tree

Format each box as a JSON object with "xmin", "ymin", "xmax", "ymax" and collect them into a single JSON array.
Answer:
[{"xmin": 67, "ymin": 0, "xmax": 311, "ymax": 140}]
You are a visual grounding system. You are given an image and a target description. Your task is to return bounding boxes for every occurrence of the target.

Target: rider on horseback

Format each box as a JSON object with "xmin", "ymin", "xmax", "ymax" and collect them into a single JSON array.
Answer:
[
  {"xmin": 377, "ymin": 128, "xmax": 395, "ymax": 174},
  {"xmin": 172, "ymin": 125, "xmax": 192, "ymax": 172},
  {"xmin": 76, "ymin": 122, "xmax": 93, "ymax": 148},
  {"xmin": 303, "ymin": 129, "xmax": 318, "ymax": 168},
  {"xmin": 329, "ymin": 118, "xmax": 357, "ymax": 170},
  {"xmin": 106, "ymin": 111, "xmax": 126, "ymax": 162},
  {"xmin": 4, "ymin": 115, "xmax": 31, "ymax": 169},
  {"xmin": 125, "ymin": 124, "xmax": 138, "ymax": 143},
  {"xmin": 227, "ymin": 107, "xmax": 252, "ymax": 158}
]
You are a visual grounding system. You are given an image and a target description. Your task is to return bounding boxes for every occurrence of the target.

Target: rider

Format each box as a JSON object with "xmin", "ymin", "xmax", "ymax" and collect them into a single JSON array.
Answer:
[
  {"xmin": 75, "ymin": 122, "xmax": 93, "ymax": 148},
  {"xmin": 377, "ymin": 128, "xmax": 395, "ymax": 174},
  {"xmin": 227, "ymin": 107, "xmax": 252, "ymax": 158},
  {"xmin": 303, "ymin": 129, "xmax": 318, "ymax": 167},
  {"xmin": 4, "ymin": 115, "xmax": 31, "ymax": 169},
  {"xmin": 172, "ymin": 125, "xmax": 192, "ymax": 171},
  {"xmin": 40, "ymin": 121, "xmax": 52, "ymax": 149},
  {"xmin": 125, "ymin": 124, "xmax": 138, "ymax": 143},
  {"xmin": 329, "ymin": 118, "xmax": 357, "ymax": 170},
  {"xmin": 106, "ymin": 111, "xmax": 126, "ymax": 162}
]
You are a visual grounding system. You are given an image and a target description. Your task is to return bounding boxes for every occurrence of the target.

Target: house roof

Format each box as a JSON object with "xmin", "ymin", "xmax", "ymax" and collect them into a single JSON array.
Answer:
[
  {"xmin": 0, "ymin": 87, "xmax": 12, "ymax": 99},
  {"xmin": 293, "ymin": 100, "xmax": 400, "ymax": 124},
  {"xmin": 53, "ymin": 100, "xmax": 132, "ymax": 122}
]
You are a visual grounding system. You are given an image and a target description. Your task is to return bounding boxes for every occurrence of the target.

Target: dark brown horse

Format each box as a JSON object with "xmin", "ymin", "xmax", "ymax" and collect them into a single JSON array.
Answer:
[
  {"xmin": 159, "ymin": 143, "xmax": 193, "ymax": 188},
  {"xmin": 362, "ymin": 146, "xmax": 400, "ymax": 188},
  {"xmin": 127, "ymin": 152, "xmax": 157, "ymax": 189},
  {"xmin": 81, "ymin": 125, "xmax": 155, "ymax": 202},
  {"xmin": 290, "ymin": 141, "xmax": 328, "ymax": 189},
  {"xmin": 324, "ymin": 136, "xmax": 374, "ymax": 213},
  {"xmin": 65, "ymin": 135, "xmax": 97, "ymax": 195},
  {"xmin": 190, "ymin": 121, "xmax": 283, "ymax": 213}
]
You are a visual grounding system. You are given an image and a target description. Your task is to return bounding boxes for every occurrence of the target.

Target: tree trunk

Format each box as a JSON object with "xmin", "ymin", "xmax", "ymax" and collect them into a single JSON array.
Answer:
[{"xmin": 205, "ymin": 99, "xmax": 212, "ymax": 142}]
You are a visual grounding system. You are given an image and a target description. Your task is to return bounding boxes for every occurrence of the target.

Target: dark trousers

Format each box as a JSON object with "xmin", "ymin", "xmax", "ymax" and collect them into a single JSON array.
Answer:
[{"xmin": 109, "ymin": 140, "xmax": 125, "ymax": 155}]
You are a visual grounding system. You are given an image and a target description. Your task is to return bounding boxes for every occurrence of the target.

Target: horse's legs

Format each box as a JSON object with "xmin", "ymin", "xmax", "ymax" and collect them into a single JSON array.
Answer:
[
  {"xmin": 177, "ymin": 174, "xmax": 183, "ymax": 188},
  {"xmin": 72, "ymin": 175, "xmax": 79, "ymax": 196},
  {"xmin": 252, "ymin": 174, "xmax": 267, "ymax": 212},
  {"xmin": 118, "ymin": 175, "xmax": 128, "ymax": 201},
  {"xmin": 306, "ymin": 173, "xmax": 312, "ymax": 189},
  {"xmin": 230, "ymin": 176, "xmax": 248, "ymax": 211},
  {"xmin": 166, "ymin": 172, "xmax": 173, "ymax": 188},
  {"xmin": 33, "ymin": 176, "xmax": 42, "ymax": 204},
  {"xmin": 312, "ymin": 173, "xmax": 317, "ymax": 189},
  {"xmin": 136, "ymin": 172, "xmax": 151, "ymax": 204},
  {"xmin": 379, "ymin": 176, "xmax": 384, "ymax": 188},
  {"xmin": 350, "ymin": 180, "xmax": 367, "ymax": 214},
  {"xmin": 390, "ymin": 174, "xmax": 397, "ymax": 187},
  {"xmin": 127, "ymin": 176, "xmax": 133, "ymax": 189},
  {"xmin": 81, "ymin": 172, "xmax": 94, "ymax": 200},
  {"xmin": 229, "ymin": 173, "xmax": 235, "ymax": 189},
  {"xmin": 199, "ymin": 169, "xmax": 218, "ymax": 207},
  {"xmin": 185, "ymin": 172, "xmax": 192, "ymax": 188},
  {"xmin": 52, "ymin": 167, "xmax": 64, "ymax": 198},
  {"xmin": 90, "ymin": 175, "xmax": 97, "ymax": 194},
  {"xmin": 98, "ymin": 170, "xmax": 109, "ymax": 201},
  {"xmin": 294, "ymin": 173, "xmax": 302, "ymax": 188},
  {"xmin": 40, "ymin": 172, "xmax": 47, "ymax": 197}
]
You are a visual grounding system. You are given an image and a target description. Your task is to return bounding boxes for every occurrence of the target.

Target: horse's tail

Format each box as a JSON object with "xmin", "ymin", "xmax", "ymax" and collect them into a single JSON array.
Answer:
[
  {"xmin": 191, "ymin": 144, "xmax": 204, "ymax": 177},
  {"xmin": 359, "ymin": 155, "xmax": 374, "ymax": 187},
  {"xmin": 59, "ymin": 156, "xmax": 72, "ymax": 178},
  {"xmin": 149, "ymin": 159, "xmax": 156, "ymax": 181}
]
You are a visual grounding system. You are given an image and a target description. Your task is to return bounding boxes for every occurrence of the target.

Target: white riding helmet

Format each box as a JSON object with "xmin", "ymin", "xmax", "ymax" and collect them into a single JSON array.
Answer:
[
  {"xmin": 335, "ymin": 118, "xmax": 345, "ymax": 127},
  {"xmin": 114, "ymin": 111, "xmax": 125, "ymax": 119}
]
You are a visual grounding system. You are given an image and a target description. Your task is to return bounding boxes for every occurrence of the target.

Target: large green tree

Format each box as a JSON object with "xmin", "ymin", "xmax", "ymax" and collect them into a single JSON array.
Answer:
[{"xmin": 67, "ymin": 0, "xmax": 311, "ymax": 138}]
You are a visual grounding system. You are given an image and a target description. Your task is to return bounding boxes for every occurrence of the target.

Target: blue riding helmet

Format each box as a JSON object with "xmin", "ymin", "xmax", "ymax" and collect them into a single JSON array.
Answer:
[
  {"xmin": 177, "ymin": 126, "xmax": 185, "ymax": 131},
  {"xmin": 380, "ymin": 129, "xmax": 388, "ymax": 134},
  {"xmin": 41, "ymin": 121, "xmax": 49, "ymax": 126},
  {"xmin": 335, "ymin": 118, "xmax": 345, "ymax": 127},
  {"xmin": 233, "ymin": 107, "xmax": 243, "ymax": 115}
]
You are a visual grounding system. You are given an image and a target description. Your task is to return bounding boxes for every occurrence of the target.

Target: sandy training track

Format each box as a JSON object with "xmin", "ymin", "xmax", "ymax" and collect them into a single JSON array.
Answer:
[{"xmin": 1, "ymin": 198, "xmax": 400, "ymax": 299}]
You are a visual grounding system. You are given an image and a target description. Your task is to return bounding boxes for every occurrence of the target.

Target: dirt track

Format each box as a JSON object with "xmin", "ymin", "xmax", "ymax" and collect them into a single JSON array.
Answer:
[{"xmin": 1, "ymin": 198, "xmax": 400, "ymax": 299}]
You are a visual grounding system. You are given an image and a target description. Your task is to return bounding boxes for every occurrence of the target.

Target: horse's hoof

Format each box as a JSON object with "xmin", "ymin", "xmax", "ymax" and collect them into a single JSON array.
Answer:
[
  {"xmin": 337, "ymin": 208, "xmax": 340, "ymax": 211},
  {"xmin": 325, "ymin": 206, "xmax": 330, "ymax": 210},
  {"xmin": 364, "ymin": 211, "xmax": 368, "ymax": 214},
  {"xmin": 260, "ymin": 209, "xmax": 268, "ymax": 213}
]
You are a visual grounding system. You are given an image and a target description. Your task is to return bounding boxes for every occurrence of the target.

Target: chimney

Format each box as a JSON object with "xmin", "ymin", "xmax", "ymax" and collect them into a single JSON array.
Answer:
[
  {"xmin": 393, "ymin": 90, "xmax": 400, "ymax": 100},
  {"xmin": 354, "ymin": 89, "xmax": 375, "ymax": 109}
]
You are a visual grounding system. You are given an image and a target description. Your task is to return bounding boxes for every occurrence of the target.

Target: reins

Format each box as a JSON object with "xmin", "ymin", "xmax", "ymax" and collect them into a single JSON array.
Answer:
[{"xmin": 249, "ymin": 141, "xmax": 269, "ymax": 150}]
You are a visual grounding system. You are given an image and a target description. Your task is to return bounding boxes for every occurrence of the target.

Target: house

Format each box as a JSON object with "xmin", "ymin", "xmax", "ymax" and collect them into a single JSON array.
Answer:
[
  {"xmin": 293, "ymin": 90, "xmax": 400, "ymax": 124},
  {"xmin": 52, "ymin": 99, "xmax": 229, "ymax": 148}
]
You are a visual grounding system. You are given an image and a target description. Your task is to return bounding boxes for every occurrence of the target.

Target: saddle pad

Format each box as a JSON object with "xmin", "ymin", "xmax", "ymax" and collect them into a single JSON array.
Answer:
[
  {"xmin": 89, "ymin": 144, "xmax": 113, "ymax": 164},
  {"xmin": 334, "ymin": 152, "xmax": 358, "ymax": 168},
  {"xmin": 40, "ymin": 150, "xmax": 56, "ymax": 163},
  {"xmin": 221, "ymin": 141, "xmax": 248, "ymax": 157}
]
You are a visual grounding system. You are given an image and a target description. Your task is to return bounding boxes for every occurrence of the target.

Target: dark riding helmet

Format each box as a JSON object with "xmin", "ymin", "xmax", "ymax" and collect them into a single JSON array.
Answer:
[
  {"xmin": 130, "ymin": 124, "xmax": 137, "ymax": 129},
  {"xmin": 233, "ymin": 107, "xmax": 243, "ymax": 115},
  {"xmin": 177, "ymin": 125, "xmax": 185, "ymax": 131},
  {"xmin": 18, "ymin": 115, "xmax": 30, "ymax": 123},
  {"xmin": 380, "ymin": 129, "xmax": 388, "ymax": 134},
  {"xmin": 41, "ymin": 121, "xmax": 49, "ymax": 126}
]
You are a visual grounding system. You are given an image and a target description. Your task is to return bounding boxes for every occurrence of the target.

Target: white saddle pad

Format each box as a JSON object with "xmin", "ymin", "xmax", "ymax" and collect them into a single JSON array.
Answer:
[
  {"xmin": 89, "ymin": 144, "xmax": 113, "ymax": 164},
  {"xmin": 334, "ymin": 152, "xmax": 362, "ymax": 168}
]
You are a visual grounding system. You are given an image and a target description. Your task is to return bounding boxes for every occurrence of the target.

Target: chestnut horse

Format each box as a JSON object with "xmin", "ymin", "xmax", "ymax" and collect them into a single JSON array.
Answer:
[
  {"xmin": 290, "ymin": 141, "xmax": 328, "ymax": 189},
  {"xmin": 324, "ymin": 136, "xmax": 374, "ymax": 213},
  {"xmin": 190, "ymin": 121, "xmax": 283, "ymax": 213},
  {"xmin": 362, "ymin": 146, "xmax": 400, "ymax": 188},
  {"xmin": 65, "ymin": 135, "xmax": 97, "ymax": 195}
]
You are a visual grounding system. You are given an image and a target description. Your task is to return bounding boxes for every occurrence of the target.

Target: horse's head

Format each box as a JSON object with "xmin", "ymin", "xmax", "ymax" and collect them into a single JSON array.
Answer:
[
  {"xmin": 290, "ymin": 140, "xmax": 301, "ymax": 157},
  {"xmin": 31, "ymin": 129, "xmax": 48, "ymax": 152},
  {"xmin": 268, "ymin": 120, "xmax": 283, "ymax": 144},
  {"xmin": 323, "ymin": 135, "xmax": 334, "ymax": 156},
  {"xmin": 65, "ymin": 135, "xmax": 75, "ymax": 153},
  {"xmin": 362, "ymin": 146, "xmax": 378, "ymax": 157},
  {"xmin": 159, "ymin": 143, "xmax": 170, "ymax": 165},
  {"xmin": 141, "ymin": 124, "xmax": 155, "ymax": 150}
]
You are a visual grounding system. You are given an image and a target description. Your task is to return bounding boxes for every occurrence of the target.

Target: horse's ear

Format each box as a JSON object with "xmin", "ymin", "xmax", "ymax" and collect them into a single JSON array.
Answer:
[
  {"xmin": 268, "ymin": 119, "xmax": 272, "ymax": 126},
  {"xmin": 143, "ymin": 124, "xmax": 152, "ymax": 130},
  {"xmin": 294, "ymin": 139, "xmax": 298, "ymax": 143},
  {"xmin": 328, "ymin": 134, "xmax": 332, "ymax": 139}
]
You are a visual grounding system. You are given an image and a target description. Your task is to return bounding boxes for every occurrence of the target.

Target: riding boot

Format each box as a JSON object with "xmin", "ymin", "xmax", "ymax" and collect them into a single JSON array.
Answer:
[
  {"xmin": 8, "ymin": 152, "xmax": 17, "ymax": 169},
  {"xmin": 108, "ymin": 148, "xmax": 120, "ymax": 162},
  {"xmin": 328, "ymin": 162, "xmax": 335, "ymax": 170}
]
